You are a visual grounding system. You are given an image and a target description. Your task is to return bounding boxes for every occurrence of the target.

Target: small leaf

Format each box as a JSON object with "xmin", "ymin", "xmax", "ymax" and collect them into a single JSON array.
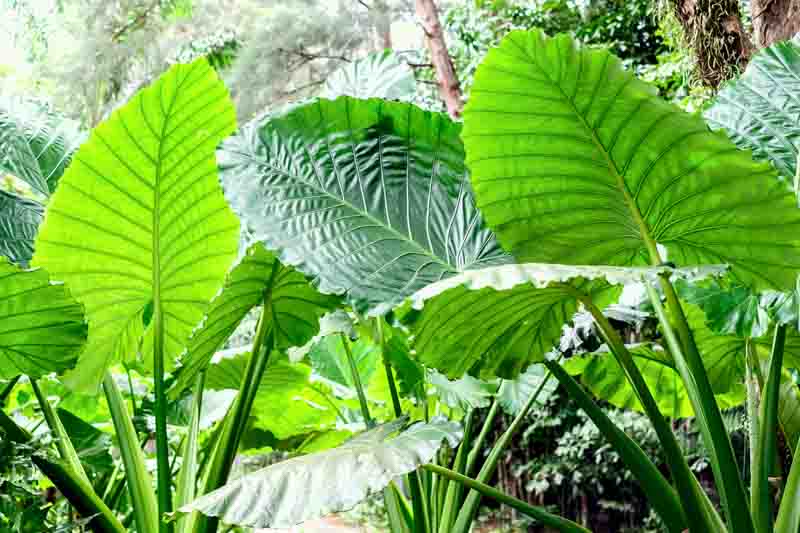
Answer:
[
  {"xmin": 428, "ymin": 370, "xmax": 497, "ymax": 409},
  {"xmin": 497, "ymin": 364, "xmax": 558, "ymax": 416},
  {"xmin": 177, "ymin": 417, "xmax": 462, "ymax": 528}
]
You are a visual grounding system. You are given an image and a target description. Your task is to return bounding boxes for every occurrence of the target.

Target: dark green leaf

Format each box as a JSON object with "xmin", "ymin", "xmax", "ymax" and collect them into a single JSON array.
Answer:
[{"xmin": 0, "ymin": 190, "xmax": 43, "ymax": 267}]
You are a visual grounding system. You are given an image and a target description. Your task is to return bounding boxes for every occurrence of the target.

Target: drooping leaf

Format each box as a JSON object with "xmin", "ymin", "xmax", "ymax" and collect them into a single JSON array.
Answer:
[
  {"xmin": 705, "ymin": 38, "xmax": 800, "ymax": 180},
  {"xmin": 676, "ymin": 279, "xmax": 770, "ymax": 338},
  {"xmin": 463, "ymin": 29, "xmax": 800, "ymax": 290},
  {"xmin": 206, "ymin": 352, "xmax": 337, "ymax": 439},
  {"xmin": 219, "ymin": 96, "xmax": 509, "ymax": 317},
  {"xmin": 172, "ymin": 243, "xmax": 340, "ymax": 396},
  {"xmin": 409, "ymin": 263, "xmax": 722, "ymax": 379},
  {"xmin": 33, "ymin": 59, "xmax": 240, "ymax": 391},
  {"xmin": 323, "ymin": 51, "xmax": 416, "ymax": 100},
  {"xmin": 177, "ymin": 417, "xmax": 462, "ymax": 528},
  {"xmin": 0, "ymin": 190, "xmax": 43, "ymax": 267},
  {"xmin": 497, "ymin": 363, "xmax": 558, "ymax": 416},
  {"xmin": 0, "ymin": 258, "xmax": 86, "ymax": 379},
  {"xmin": 309, "ymin": 335, "xmax": 379, "ymax": 391},
  {"xmin": 428, "ymin": 370, "xmax": 497, "ymax": 409},
  {"xmin": 0, "ymin": 95, "xmax": 84, "ymax": 196}
]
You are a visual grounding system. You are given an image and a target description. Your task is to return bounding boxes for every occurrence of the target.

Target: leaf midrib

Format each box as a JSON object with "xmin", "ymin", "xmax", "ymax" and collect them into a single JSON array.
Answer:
[{"xmin": 506, "ymin": 36, "xmax": 663, "ymax": 265}]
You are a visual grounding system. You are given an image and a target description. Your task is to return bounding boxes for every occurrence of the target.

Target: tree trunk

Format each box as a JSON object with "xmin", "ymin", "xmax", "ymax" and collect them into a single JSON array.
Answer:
[
  {"xmin": 669, "ymin": 0, "xmax": 752, "ymax": 88},
  {"xmin": 752, "ymin": 0, "xmax": 800, "ymax": 48},
  {"xmin": 415, "ymin": 0, "xmax": 463, "ymax": 119}
]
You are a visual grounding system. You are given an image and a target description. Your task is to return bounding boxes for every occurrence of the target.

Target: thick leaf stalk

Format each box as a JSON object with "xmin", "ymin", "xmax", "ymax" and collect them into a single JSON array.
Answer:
[{"xmin": 752, "ymin": 325, "xmax": 786, "ymax": 532}]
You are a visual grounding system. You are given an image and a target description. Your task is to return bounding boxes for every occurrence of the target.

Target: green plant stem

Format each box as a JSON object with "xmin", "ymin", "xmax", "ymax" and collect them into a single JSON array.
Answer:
[
  {"xmin": 153, "ymin": 305, "xmax": 172, "ymax": 533},
  {"xmin": 377, "ymin": 319, "xmax": 403, "ymax": 418},
  {"xmin": 464, "ymin": 399, "xmax": 500, "ymax": 477},
  {"xmin": 545, "ymin": 361, "xmax": 688, "ymax": 533},
  {"xmin": 30, "ymin": 379, "xmax": 91, "ymax": 486},
  {"xmin": 423, "ymin": 464, "xmax": 590, "ymax": 533},
  {"xmin": 649, "ymin": 278, "xmax": 754, "ymax": 533},
  {"xmin": 582, "ymin": 298, "xmax": 716, "ymax": 532},
  {"xmin": 775, "ymin": 437, "xmax": 800, "ymax": 531},
  {"xmin": 193, "ymin": 302, "xmax": 276, "ymax": 533},
  {"xmin": 452, "ymin": 364, "xmax": 556, "ymax": 533},
  {"xmin": 176, "ymin": 373, "xmax": 205, "ymax": 533},
  {"xmin": 341, "ymin": 332, "xmax": 374, "ymax": 428},
  {"xmin": 745, "ymin": 338, "xmax": 761, "ymax": 482},
  {"xmin": 104, "ymin": 372, "xmax": 159, "ymax": 533},
  {"xmin": 438, "ymin": 409, "xmax": 474, "ymax": 531},
  {"xmin": 752, "ymin": 324, "xmax": 786, "ymax": 533}
]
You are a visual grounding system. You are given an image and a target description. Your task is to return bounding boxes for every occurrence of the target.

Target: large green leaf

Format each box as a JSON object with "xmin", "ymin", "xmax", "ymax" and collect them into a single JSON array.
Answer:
[
  {"xmin": 323, "ymin": 51, "xmax": 416, "ymax": 100},
  {"xmin": 172, "ymin": 242, "xmax": 340, "ymax": 396},
  {"xmin": 409, "ymin": 262, "xmax": 721, "ymax": 378},
  {"xmin": 0, "ymin": 189, "xmax": 43, "ymax": 267},
  {"xmin": 676, "ymin": 279, "xmax": 769, "ymax": 338},
  {"xmin": 0, "ymin": 258, "xmax": 86, "ymax": 379},
  {"xmin": 0, "ymin": 95, "xmax": 84, "ymax": 196},
  {"xmin": 33, "ymin": 59, "xmax": 240, "ymax": 391},
  {"xmin": 177, "ymin": 418, "xmax": 462, "ymax": 528},
  {"xmin": 705, "ymin": 38, "xmax": 800, "ymax": 180},
  {"xmin": 219, "ymin": 96, "xmax": 509, "ymax": 316},
  {"xmin": 206, "ymin": 352, "xmax": 337, "ymax": 439},
  {"xmin": 462, "ymin": 29, "xmax": 800, "ymax": 290}
]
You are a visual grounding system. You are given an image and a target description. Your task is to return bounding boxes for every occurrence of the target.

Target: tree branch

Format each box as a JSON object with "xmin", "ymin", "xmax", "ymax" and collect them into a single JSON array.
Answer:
[{"xmin": 415, "ymin": 0, "xmax": 463, "ymax": 118}]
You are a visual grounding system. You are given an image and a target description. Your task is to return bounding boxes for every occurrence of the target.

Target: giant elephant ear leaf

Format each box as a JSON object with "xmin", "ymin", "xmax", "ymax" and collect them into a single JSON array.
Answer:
[
  {"xmin": 463, "ymin": 29, "xmax": 800, "ymax": 290},
  {"xmin": 0, "ymin": 258, "xmax": 87, "ymax": 379},
  {"xmin": 705, "ymin": 39, "xmax": 800, "ymax": 180},
  {"xmin": 33, "ymin": 59, "xmax": 240, "ymax": 391},
  {"xmin": 177, "ymin": 417, "xmax": 462, "ymax": 528},
  {"xmin": 219, "ymin": 96, "xmax": 508, "ymax": 317},
  {"xmin": 171, "ymin": 243, "xmax": 340, "ymax": 396}
]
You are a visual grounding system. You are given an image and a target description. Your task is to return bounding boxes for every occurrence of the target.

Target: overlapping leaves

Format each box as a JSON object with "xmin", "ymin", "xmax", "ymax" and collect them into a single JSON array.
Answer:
[{"xmin": 219, "ymin": 96, "xmax": 509, "ymax": 317}]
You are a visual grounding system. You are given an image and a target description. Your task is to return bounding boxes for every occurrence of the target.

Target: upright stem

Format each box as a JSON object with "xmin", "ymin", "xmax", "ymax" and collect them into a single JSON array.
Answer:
[
  {"xmin": 341, "ymin": 332, "xmax": 374, "ymax": 428},
  {"xmin": 464, "ymin": 399, "xmax": 500, "ymax": 477},
  {"xmin": 377, "ymin": 319, "xmax": 403, "ymax": 418},
  {"xmin": 752, "ymin": 324, "xmax": 786, "ymax": 533},
  {"xmin": 153, "ymin": 304, "xmax": 172, "ymax": 533},
  {"xmin": 650, "ymin": 279, "xmax": 754, "ymax": 533},
  {"xmin": 583, "ymin": 298, "xmax": 719, "ymax": 532},
  {"xmin": 31, "ymin": 379, "xmax": 91, "ymax": 486},
  {"xmin": 194, "ymin": 304, "xmax": 275, "ymax": 533}
]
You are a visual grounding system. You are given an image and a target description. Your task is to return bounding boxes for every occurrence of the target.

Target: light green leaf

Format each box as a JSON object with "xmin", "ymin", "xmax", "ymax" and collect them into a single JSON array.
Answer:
[
  {"xmin": 0, "ymin": 258, "xmax": 86, "ymax": 379},
  {"xmin": 428, "ymin": 370, "xmax": 497, "ymax": 409},
  {"xmin": 463, "ymin": 29, "xmax": 800, "ymax": 290},
  {"xmin": 676, "ymin": 279, "xmax": 769, "ymax": 338},
  {"xmin": 324, "ymin": 51, "xmax": 416, "ymax": 100},
  {"xmin": 0, "ymin": 95, "xmax": 84, "ymax": 196},
  {"xmin": 33, "ymin": 59, "xmax": 240, "ymax": 391},
  {"xmin": 497, "ymin": 363, "xmax": 558, "ymax": 416},
  {"xmin": 0, "ymin": 190, "xmax": 43, "ymax": 267},
  {"xmin": 219, "ymin": 96, "xmax": 509, "ymax": 317},
  {"xmin": 309, "ymin": 335, "xmax": 379, "ymax": 391},
  {"xmin": 172, "ymin": 242, "xmax": 340, "ymax": 396},
  {"xmin": 705, "ymin": 39, "xmax": 800, "ymax": 180},
  {"xmin": 206, "ymin": 352, "xmax": 337, "ymax": 439},
  {"xmin": 177, "ymin": 418, "xmax": 462, "ymax": 529}
]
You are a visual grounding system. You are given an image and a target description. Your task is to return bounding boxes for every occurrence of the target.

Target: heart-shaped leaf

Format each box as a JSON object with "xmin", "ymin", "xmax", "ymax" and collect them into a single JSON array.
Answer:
[
  {"xmin": 33, "ymin": 59, "xmax": 240, "ymax": 391},
  {"xmin": 219, "ymin": 96, "xmax": 509, "ymax": 317},
  {"xmin": 463, "ymin": 29, "xmax": 800, "ymax": 290}
]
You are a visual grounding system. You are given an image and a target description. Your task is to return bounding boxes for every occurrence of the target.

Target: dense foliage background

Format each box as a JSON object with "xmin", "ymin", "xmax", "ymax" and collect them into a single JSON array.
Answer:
[{"xmin": 1, "ymin": 1, "xmax": 788, "ymax": 532}]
